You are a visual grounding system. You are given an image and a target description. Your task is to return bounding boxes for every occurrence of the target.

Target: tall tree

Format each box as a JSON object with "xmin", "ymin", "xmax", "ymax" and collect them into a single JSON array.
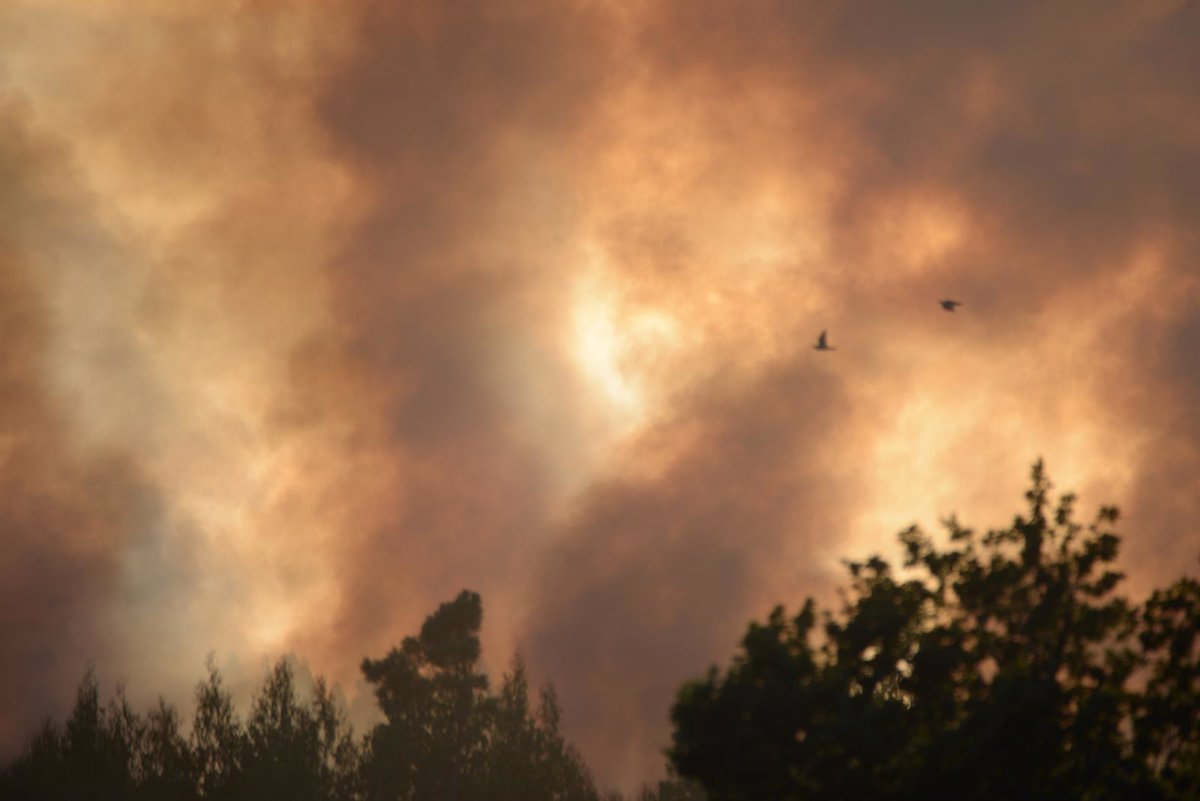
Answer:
[
  {"xmin": 484, "ymin": 653, "xmax": 600, "ymax": 800},
  {"xmin": 137, "ymin": 699, "xmax": 198, "ymax": 801},
  {"xmin": 241, "ymin": 659, "xmax": 361, "ymax": 801},
  {"xmin": 360, "ymin": 590, "xmax": 493, "ymax": 801},
  {"xmin": 0, "ymin": 669, "xmax": 142, "ymax": 801},
  {"xmin": 190, "ymin": 660, "xmax": 246, "ymax": 801},
  {"xmin": 359, "ymin": 591, "xmax": 609, "ymax": 801}
]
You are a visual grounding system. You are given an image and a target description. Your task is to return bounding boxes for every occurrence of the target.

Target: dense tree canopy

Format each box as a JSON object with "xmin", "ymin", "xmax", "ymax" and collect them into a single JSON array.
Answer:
[{"xmin": 668, "ymin": 462, "xmax": 1199, "ymax": 800}]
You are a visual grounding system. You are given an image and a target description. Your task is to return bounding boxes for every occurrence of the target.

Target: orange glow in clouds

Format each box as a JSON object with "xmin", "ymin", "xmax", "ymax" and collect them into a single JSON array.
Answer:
[{"xmin": 1, "ymin": 0, "xmax": 1198, "ymax": 792}]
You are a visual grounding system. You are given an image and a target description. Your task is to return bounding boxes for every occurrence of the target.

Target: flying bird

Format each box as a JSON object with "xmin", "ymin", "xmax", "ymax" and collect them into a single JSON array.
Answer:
[
  {"xmin": 939, "ymin": 299, "xmax": 962, "ymax": 312},
  {"xmin": 814, "ymin": 330, "xmax": 836, "ymax": 351}
]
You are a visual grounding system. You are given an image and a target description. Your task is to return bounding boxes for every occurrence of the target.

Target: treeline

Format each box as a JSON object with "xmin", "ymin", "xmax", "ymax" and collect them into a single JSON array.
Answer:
[
  {"xmin": 0, "ymin": 591, "xmax": 701, "ymax": 801},
  {"xmin": 4, "ymin": 463, "xmax": 1197, "ymax": 800}
]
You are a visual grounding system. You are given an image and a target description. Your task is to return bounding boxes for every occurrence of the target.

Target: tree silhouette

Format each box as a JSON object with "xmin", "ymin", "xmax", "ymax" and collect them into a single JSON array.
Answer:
[
  {"xmin": 484, "ymin": 654, "xmax": 599, "ymax": 800},
  {"xmin": 359, "ymin": 590, "xmax": 493, "ymax": 800},
  {"xmin": 668, "ymin": 461, "xmax": 1198, "ymax": 800},
  {"xmin": 0, "ymin": 591, "xmax": 621, "ymax": 801},
  {"xmin": 241, "ymin": 660, "xmax": 360, "ymax": 801},
  {"xmin": 1137, "ymin": 577, "xmax": 1200, "ymax": 798},
  {"xmin": 1, "ymin": 670, "xmax": 150, "ymax": 800},
  {"xmin": 359, "ymin": 589, "xmax": 605, "ymax": 801},
  {"xmin": 4, "ymin": 461, "xmax": 1196, "ymax": 800},
  {"xmin": 0, "ymin": 658, "xmax": 361, "ymax": 801},
  {"xmin": 191, "ymin": 661, "xmax": 244, "ymax": 800},
  {"xmin": 138, "ymin": 699, "xmax": 198, "ymax": 801}
]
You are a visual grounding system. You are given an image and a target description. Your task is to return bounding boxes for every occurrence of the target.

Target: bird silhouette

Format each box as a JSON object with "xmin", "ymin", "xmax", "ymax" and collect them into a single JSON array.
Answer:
[
  {"xmin": 939, "ymin": 299, "xmax": 962, "ymax": 312},
  {"xmin": 814, "ymin": 330, "xmax": 836, "ymax": 351}
]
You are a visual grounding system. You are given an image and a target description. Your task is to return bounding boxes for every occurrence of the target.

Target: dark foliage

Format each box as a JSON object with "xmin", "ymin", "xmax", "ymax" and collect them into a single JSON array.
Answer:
[
  {"xmin": 358, "ymin": 589, "xmax": 602, "ymax": 801},
  {"xmin": 0, "ymin": 657, "xmax": 360, "ymax": 801},
  {"xmin": 668, "ymin": 461, "xmax": 1199, "ymax": 800}
]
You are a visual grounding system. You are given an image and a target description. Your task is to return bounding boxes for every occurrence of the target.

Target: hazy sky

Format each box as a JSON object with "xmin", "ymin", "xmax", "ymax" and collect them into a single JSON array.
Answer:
[{"xmin": 1, "ymin": 0, "xmax": 1198, "ymax": 790}]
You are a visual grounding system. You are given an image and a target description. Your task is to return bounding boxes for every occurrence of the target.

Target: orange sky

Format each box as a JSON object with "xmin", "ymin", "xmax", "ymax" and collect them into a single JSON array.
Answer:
[{"xmin": 1, "ymin": 0, "xmax": 1198, "ymax": 791}]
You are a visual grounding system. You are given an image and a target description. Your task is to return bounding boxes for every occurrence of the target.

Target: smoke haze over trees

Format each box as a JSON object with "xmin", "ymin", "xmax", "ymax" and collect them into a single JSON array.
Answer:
[
  {"xmin": 2, "ymin": 2, "xmax": 1199, "ymax": 789},
  {"xmin": 3, "ymin": 463, "xmax": 1196, "ymax": 799}
]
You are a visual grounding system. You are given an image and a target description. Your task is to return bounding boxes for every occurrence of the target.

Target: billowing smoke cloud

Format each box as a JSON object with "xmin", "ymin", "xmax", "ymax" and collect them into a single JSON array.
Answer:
[
  {"xmin": 0, "ymin": 101, "xmax": 149, "ymax": 749},
  {"xmin": 1, "ymin": 0, "xmax": 1197, "ymax": 792},
  {"xmin": 0, "ymin": 0, "xmax": 362, "ymax": 735},
  {"xmin": 523, "ymin": 1, "xmax": 1200, "ymax": 783},
  {"xmin": 299, "ymin": 0, "xmax": 622, "ymax": 661}
]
